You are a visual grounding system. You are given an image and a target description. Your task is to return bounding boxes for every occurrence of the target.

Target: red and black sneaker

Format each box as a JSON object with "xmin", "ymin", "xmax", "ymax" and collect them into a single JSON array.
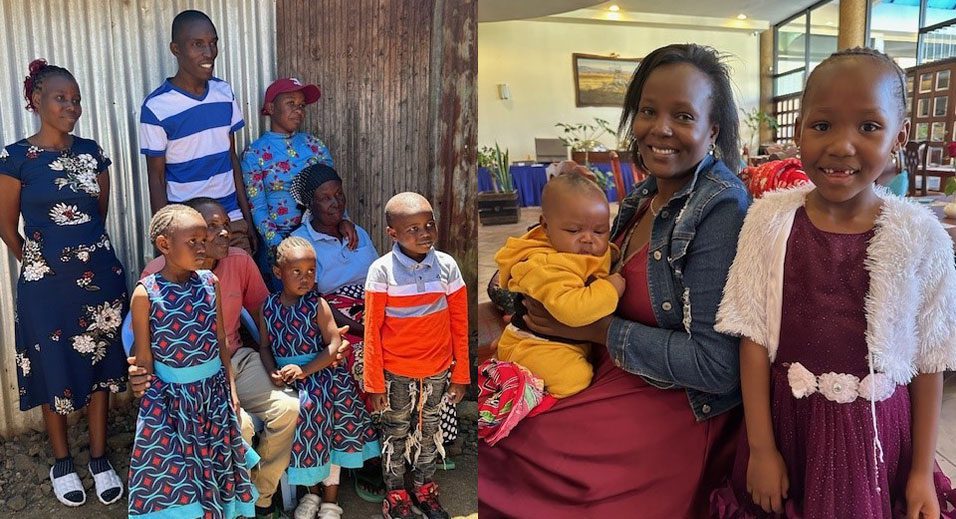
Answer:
[
  {"xmin": 412, "ymin": 482, "xmax": 450, "ymax": 519},
  {"xmin": 382, "ymin": 489, "xmax": 417, "ymax": 519}
]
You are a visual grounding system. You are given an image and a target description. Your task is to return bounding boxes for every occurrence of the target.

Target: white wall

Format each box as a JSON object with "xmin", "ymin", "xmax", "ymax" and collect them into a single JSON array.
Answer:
[{"xmin": 478, "ymin": 20, "xmax": 761, "ymax": 161}]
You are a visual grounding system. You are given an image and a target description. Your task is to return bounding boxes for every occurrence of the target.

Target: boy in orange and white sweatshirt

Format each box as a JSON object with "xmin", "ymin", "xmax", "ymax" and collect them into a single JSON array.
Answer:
[
  {"xmin": 495, "ymin": 174, "xmax": 624, "ymax": 398},
  {"xmin": 363, "ymin": 192, "xmax": 469, "ymax": 519}
]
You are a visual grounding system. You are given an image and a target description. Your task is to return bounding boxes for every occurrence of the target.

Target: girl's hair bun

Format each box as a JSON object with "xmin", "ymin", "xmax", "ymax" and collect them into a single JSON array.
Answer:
[{"xmin": 28, "ymin": 58, "xmax": 48, "ymax": 76}]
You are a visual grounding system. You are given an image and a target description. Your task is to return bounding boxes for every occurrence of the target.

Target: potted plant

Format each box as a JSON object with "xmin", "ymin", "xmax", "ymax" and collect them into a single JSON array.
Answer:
[
  {"xmin": 477, "ymin": 143, "xmax": 520, "ymax": 225},
  {"xmin": 556, "ymin": 117, "xmax": 615, "ymax": 165},
  {"xmin": 741, "ymin": 107, "xmax": 779, "ymax": 156}
]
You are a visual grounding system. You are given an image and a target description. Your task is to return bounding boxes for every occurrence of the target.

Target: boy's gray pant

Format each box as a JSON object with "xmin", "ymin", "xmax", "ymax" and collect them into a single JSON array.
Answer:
[{"xmin": 380, "ymin": 369, "xmax": 449, "ymax": 490}]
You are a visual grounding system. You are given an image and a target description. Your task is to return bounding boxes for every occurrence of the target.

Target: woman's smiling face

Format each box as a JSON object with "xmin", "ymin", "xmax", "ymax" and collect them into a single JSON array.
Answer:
[{"xmin": 632, "ymin": 62, "xmax": 718, "ymax": 181}]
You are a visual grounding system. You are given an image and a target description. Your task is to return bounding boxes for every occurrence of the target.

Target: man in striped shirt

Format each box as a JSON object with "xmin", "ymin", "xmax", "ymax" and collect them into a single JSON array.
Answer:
[
  {"xmin": 364, "ymin": 192, "xmax": 469, "ymax": 519},
  {"xmin": 139, "ymin": 10, "xmax": 256, "ymax": 254}
]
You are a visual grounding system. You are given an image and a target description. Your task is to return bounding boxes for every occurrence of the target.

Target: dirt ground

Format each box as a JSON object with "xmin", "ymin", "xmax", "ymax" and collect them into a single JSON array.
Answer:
[{"xmin": 0, "ymin": 398, "xmax": 478, "ymax": 518}]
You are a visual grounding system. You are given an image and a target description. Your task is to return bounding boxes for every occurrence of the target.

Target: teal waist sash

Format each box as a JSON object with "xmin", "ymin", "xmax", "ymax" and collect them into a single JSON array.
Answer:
[
  {"xmin": 153, "ymin": 357, "xmax": 223, "ymax": 384},
  {"xmin": 275, "ymin": 353, "xmax": 318, "ymax": 368}
]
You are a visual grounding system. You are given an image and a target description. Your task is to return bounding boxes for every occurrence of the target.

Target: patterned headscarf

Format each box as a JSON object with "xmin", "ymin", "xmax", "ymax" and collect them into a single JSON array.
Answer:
[{"xmin": 290, "ymin": 163, "xmax": 342, "ymax": 208}]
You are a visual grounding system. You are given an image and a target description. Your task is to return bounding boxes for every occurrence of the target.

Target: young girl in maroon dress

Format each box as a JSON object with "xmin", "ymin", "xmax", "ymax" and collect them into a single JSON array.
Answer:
[{"xmin": 712, "ymin": 48, "xmax": 956, "ymax": 518}]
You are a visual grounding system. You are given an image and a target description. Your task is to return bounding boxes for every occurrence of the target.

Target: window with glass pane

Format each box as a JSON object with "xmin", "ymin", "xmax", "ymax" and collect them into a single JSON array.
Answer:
[
  {"xmin": 809, "ymin": 1, "xmax": 839, "ymax": 71},
  {"xmin": 922, "ymin": 21, "xmax": 956, "ymax": 64},
  {"xmin": 775, "ymin": 70, "xmax": 805, "ymax": 96},
  {"xmin": 869, "ymin": 0, "xmax": 919, "ymax": 69},
  {"xmin": 777, "ymin": 15, "xmax": 807, "ymax": 75}
]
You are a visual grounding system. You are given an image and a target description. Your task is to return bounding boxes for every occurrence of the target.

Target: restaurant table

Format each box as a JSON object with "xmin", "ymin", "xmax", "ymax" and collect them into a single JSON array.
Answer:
[{"xmin": 478, "ymin": 167, "xmax": 495, "ymax": 192}]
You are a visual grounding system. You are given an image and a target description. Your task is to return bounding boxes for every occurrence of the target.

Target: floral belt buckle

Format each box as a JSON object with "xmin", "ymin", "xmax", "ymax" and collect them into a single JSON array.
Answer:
[{"xmin": 786, "ymin": 362, "xmax": 897, "ymax": 403}]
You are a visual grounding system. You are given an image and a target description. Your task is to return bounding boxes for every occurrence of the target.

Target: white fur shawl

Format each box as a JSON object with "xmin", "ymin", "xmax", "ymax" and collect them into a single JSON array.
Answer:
[{"xmin": 715, "ymin": 184, "xmax": 956, "ymax": 384}]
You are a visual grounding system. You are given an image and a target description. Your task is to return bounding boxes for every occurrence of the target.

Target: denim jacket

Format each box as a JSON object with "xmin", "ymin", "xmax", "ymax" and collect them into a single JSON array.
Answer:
[{"xmin": 607, "ymin": 154, "xmax": 750, "ymax": 421}]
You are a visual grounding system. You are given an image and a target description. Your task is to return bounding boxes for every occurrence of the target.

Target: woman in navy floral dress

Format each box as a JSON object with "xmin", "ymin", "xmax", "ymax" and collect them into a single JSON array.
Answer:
[{"xmin": 0, "ymin": 60, "xmax": 127, "ymax": 507}]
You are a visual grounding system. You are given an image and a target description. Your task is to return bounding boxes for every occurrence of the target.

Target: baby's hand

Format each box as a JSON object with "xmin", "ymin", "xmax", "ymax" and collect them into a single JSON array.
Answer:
[
  {"xmin": 269, "ymin": 370, "xmax": 285, "ymax": 387},
  {"xmin": 607, "ymin": 272, "xmax": 626, "ymax": 297},
  {"xmin": 279, "ymin": 364, "xmax": 304, "ymax": 382},
  {"xmin": 447, "ymin": 383, "xmax": 467, "ymax": 404},
  {"xmin": 368, "ymin": 392, "xmax": 389, "ymax": 412}
]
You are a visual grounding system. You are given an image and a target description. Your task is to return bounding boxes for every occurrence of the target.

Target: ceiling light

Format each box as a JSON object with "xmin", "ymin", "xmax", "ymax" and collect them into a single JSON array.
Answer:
[
  {"xmin": 609, "ymin": 4, "xmax": 620, "ymax": 11},
  {"xmin": 737, "ymin": 13, "xmax": 747, "ymax": 20}
]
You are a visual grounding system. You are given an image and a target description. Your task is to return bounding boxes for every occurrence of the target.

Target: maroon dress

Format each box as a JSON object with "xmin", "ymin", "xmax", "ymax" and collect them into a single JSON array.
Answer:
[
  {"xmin": 479, "ymin": 204, "xmax": 741, "ymax": 518},
  {"xmin": 711, "ymin": 207, "xmax": 956, "ymax": 518}
]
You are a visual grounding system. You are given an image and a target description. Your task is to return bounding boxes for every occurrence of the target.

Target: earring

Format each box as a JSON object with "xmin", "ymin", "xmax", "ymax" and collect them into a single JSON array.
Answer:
[{"xmin": 709, "ymin": 143, "xmax": 716, "ymax": 155}]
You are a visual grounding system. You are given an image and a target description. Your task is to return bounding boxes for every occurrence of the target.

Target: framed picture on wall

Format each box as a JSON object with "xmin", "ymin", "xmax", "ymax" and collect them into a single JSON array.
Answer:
[{"xmin": 573, "ymin": 53, "xmax": 642, "ymax": 107}]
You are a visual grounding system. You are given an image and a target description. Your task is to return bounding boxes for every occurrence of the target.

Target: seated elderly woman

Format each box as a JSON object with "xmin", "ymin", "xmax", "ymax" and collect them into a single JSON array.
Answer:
[{"xmin": 289, "ymin": 163, "xmax": 379, "ymax": 350}]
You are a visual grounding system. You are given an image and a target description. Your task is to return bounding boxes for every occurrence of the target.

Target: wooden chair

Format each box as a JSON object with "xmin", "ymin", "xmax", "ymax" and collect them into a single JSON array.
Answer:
[{"xmin": 903, "ymin": 141, "xmax": 926, "ymax": 196}]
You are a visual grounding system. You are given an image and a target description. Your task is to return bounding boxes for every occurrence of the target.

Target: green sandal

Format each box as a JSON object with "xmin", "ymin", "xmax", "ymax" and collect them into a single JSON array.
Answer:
[{"xmin": 352, "ymin": 467, "xmax": 385, "ymax": 503}]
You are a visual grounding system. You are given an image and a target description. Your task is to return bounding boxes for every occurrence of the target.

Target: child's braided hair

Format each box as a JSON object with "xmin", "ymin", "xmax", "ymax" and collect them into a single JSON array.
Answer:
[
  {"xmin": 803, "ymin": 47, "xmax": 908, "ymax": 120},
  {"xmin": 23, "ymin": 59, "xmax": 76, "ymax": 112},
  {"xmin": 148, "ymin": 204, "xmax": 204, "ymax": 246},
  {"xmin": 274, "ymin": 236, "xmax": 313, "ymax": 266}
]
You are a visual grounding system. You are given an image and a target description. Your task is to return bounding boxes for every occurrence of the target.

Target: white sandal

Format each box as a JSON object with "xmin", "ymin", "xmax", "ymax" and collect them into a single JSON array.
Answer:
[
  {"xmin": 317, "ymin": 502, "xmax": 343, "ymax": 519},
  {"xmin": 49, "ymin": 466, "xmax": 86, "ymax": 507},
  {"xmin": 294, "ymin": 493, "xmax": 322, "ymax": 519},
  {"xmin": 89, "ymin": 463, "xmax": 124, "ymax": 505}
]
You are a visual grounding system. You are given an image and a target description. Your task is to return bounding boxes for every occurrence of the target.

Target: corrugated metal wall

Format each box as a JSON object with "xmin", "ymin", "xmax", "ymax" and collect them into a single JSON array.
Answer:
[{"xmin": 0, "ymin": 0, "xmax": 276, "ymax": 436}]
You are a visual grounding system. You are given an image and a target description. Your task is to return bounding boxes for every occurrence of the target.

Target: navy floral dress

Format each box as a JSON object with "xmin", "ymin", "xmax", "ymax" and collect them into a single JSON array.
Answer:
[
  {"xmin": 128, "ymin": 270, "xmax": 257, "ymax": 518},
  {"xmin": 0, "ymin": 137, "xmax": 127, "ymax": 414},
  {"xmin": 263, "ymin": 289, "xmax": 380, "ymax": 485}
]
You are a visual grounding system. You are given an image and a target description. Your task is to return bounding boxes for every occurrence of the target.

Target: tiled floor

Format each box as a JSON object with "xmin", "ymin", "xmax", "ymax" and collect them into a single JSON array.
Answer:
[{"xmin": 478, "ymin": 204, "xmax": 956, "ymax": 478}]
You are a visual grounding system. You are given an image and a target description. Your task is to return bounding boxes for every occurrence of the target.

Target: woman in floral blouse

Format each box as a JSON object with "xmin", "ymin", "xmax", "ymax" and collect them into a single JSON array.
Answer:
[
  {"xmin": 0, "ymin": 59, "xmax": 127, "ymax": 508},
  {"xmin": 241, "ymin": 78, "xmax": 359, "ymax": 288}
]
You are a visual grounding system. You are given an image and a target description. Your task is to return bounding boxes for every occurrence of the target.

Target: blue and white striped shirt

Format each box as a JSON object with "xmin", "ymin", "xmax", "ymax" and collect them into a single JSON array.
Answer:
[{"xmin": 139, "ymin": 78, "xmax": 245, "ymax": 220}]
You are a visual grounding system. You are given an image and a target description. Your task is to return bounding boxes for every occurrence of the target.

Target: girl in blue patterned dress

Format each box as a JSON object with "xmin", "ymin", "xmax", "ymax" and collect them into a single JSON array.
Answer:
[
  {"xmin": 0, "ymin": 59, "xmax": 127, "ymax": 508},
  {"xmin": 128, "ymin": 204, "xmax": 258, "ymax": 518},
  {"xmin": 259, "ymin": 237, "xmax": 380, "ymax": 519}
]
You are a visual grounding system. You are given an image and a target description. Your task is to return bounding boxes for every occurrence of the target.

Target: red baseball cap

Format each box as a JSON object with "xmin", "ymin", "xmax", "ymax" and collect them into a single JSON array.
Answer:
[{"xmin": 261, "ymin": 77, "xmax": 321, "ymax": 115}]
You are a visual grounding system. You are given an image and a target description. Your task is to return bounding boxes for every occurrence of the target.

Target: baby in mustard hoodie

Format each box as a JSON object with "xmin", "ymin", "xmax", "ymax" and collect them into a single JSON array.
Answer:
[{"xmin": 494, "ymin": 174, "xmax": 625, "ymax": 398}]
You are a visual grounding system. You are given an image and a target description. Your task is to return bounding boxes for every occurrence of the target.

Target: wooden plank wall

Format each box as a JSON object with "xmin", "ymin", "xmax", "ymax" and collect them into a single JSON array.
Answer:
[{"xmin": 275, "ymin": 0, "xmax": 478, "ymax": 317}]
